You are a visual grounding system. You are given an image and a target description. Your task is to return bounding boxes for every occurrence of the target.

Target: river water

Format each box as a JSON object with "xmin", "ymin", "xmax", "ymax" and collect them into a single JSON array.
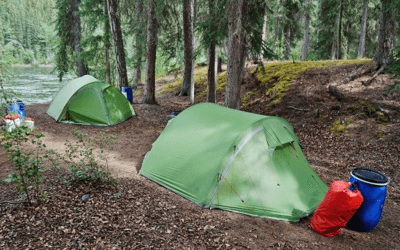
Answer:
[{"xmin": 3, "ymin": 67, "xmax": 73, "ymax": 105}]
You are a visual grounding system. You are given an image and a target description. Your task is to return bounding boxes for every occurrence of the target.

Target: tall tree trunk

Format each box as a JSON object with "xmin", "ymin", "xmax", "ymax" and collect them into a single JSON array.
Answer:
[
  {"xmin": 143, "ymin": 0, "xmax": 158, "ymax": 104},
  {"xmin": 70, "ymin": 0, "xmax": 87, "ymax": 77},
  {"xmin": 133, "ymin": 0, "xmax": 144, "ymax": 88},
  {"xmin": 107, "ymin": 0, "xmax": 128, "ymax": 88},
  {"xmin": 225, "ymin": 0, "xmax": 244, "ymax": 109},
  {"xmin": 206, "ymin": 0, "xmax": 217, "ymax": 103},
  {"xmin": 217, "ymin": 57, "xmax": 223, "ymax": 73},
  {"xmin": 262, "ymin": 11, "xmax": 267, "ymax": 41},
  {"xmin": 104, "ymin": 0, "xmax": 111, "ymax": 84},
  {"xmin": 337, "ymin": 0, "xmax": 343, "ymax": 59},
  {"xmin": 105, "ymin": 42, "xmax": 111, "ymax": 84},
  {"xmin": 207, "ymin": 44, "xmax": 217, "ymax": 103},
  {"xmin": 272, "ymin": 25, "xmax": 279, "ymax": 52},
  {"xmin": 180, "ymin": 0, "xmax": 195, "ymax": 104},
  {"xmin": 374, "ymin": 0, "xmax": 395, "ymax": 67},
  {"xmin": 331, "ymin": 41, "xmax": 336, "ymax": 60},
  {"xmin": 301, "ymin": 0, "xmax": 310, "ymax": 61},
  {"xmin": 357, "ymin": 0, "xmax": 368, "ymax": 58},
  {"xmin": 284, "ymin": 25, "xmax": 291, "ymax": 60}
]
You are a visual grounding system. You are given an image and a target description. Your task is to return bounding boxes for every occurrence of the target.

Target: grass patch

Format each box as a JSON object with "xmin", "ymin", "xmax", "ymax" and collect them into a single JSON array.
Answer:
[{"xmin": 251, "ymin": 59, "xmax": 372, "ymax": 109}]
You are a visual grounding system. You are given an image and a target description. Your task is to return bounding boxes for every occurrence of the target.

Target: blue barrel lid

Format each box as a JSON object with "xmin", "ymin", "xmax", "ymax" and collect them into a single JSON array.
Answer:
[{"xmin": 351, "ymin": 168, "xmax": 389, "ymax": 185}]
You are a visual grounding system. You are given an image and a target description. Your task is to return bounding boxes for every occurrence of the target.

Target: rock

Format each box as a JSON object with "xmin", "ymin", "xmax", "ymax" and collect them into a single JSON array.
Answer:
[{"xmin": 81, "ymin": 194, "xmax": 89, "ymax": 202}]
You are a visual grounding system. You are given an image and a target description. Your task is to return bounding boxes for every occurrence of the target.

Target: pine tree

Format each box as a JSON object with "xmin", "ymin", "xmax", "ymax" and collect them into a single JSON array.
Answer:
[
  {"xmin": 374, "ymin": 0, "xmax": 395, "ymax": 67},
  {"xmin": 301, "ymin": 0, "xmax": 311, "ymax": 61},
  {"xmin": 106, "ymin": 0, "xmax": 128, "ymax": 87},
  {"xmin": 179, "ymin": 0, "xmax": 195, "ymax": 103},
  {"xmin": 225, "ymin": 0, "xmax": 245, "ymax": 109},
  {"xmin": 357, "ymin": 0, "xmax": 368, "ymax": 58},
  {"xmin": 143, "ymin": 0, "xmax": 158, "ymax": 104},
  {"xmin": 133, "ymin": 0, "xmax": 145, "ymax": 88}
]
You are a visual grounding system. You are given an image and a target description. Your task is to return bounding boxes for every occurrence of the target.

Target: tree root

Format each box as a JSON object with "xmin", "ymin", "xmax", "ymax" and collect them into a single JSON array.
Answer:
[
  {"xmin": 288, "ymin": 106, "xmax": 309, "ymax": 111},
  {"xmin": 328, "ymin": 66, "xmax": 373, "ymax": 100},
  {"xmin": 362, "ymin": 65, "xmax": 386, "ymax": 86}
]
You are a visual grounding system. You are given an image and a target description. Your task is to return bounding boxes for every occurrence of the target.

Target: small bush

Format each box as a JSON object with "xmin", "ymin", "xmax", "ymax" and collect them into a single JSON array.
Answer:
[
  {"xmin": 23, "ymin": 50, "xmax": 36, "ymax": 64},
  {"xmin": 51, "ymin": 128, "xmax": 117, "ymax": 185}
]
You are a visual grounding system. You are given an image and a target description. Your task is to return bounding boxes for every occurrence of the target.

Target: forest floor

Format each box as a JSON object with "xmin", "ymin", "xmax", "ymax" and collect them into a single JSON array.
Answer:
[{"xmin": 1, "ymin": 62, "xmax": 400, "ymax": 249}]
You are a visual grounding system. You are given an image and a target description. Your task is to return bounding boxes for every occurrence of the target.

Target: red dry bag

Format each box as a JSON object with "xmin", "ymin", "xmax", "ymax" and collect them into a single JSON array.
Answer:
[{"xmin": 310, "ymin": 181, "xmax": 363, "ymax": 237}]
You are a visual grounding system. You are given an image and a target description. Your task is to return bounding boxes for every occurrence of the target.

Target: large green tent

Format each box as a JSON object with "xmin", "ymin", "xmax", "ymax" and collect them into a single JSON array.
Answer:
[
  {"xmin": 140, "ymin": 103, "xmax": 328, "ymax": 221},
  {"xmin": 47, "ymin": 75, "xmax": 135, "ymax": 126}
]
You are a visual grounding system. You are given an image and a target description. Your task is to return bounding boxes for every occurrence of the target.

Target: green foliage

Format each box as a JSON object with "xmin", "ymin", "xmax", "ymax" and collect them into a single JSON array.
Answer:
[
  {"xmin": 51, "ymin": 128, "xmax": 117, "ymax": 185},
  {"xmin": 22, "ymin": 49, "xmax": 36, "ymax": 64},
  {"xmin": 1, "ymin": 124, "xmax": 48, "ymax": 205},
  {"xmin": 55, "ymin": 0, "xmax": 75, "ymax": 80},
  {"xmin": 0, "ymin": 0, "xmax": 57, "ymax": 65}
]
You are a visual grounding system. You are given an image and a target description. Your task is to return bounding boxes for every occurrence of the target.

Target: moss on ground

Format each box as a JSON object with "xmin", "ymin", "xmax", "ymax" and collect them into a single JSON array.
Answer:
[
  {"xmin": 160, "ymin": 67, "xmax": 209, "ymax": 94},
  {"xmin": 331, "ymin": 119, "xmax": 353, "ymax": 133},
  {"xmin": 158, "ymin": 59, "xmax": 372, "ymax": 105},
  {"xmin": 358, "ymin": 99, "xmax": 389, "ymax": 123},
  {"xmin": 252, "ymin": 59, "xmax": 372, "ymax": 108}
]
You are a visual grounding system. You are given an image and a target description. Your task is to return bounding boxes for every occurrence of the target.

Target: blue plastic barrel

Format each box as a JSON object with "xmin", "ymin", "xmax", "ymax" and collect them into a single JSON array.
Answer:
[
  {"xmin": 346, "ymin": 168, "xmax": 390, "ymax": 232},
  {"xmin": 17, "ymin": 100, "xmax": 25, "ymax": 120},
  {"xmin": 8, "ymin": 102, "xmax": 25, "ymax": 120},
  {"xmin": 121, "ymin": 87, "xmax": 133, "ymax": 102}
]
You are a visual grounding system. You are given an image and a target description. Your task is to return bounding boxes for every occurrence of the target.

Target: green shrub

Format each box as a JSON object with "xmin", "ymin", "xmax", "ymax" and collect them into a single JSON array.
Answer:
[{"xmin": 23, "ymin": 49, "xmax": 36, "ymax": 64}]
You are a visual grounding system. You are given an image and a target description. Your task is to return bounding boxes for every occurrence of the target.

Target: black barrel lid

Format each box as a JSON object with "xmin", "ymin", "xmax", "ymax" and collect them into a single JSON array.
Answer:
[{"xmin": 352, "ymin": 168, "xmax": 389, "ymax": 184}]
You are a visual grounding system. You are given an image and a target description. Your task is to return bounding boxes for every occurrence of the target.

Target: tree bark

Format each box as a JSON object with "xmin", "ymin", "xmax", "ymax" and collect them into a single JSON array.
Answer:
[
  {"xmin": 133, "ymin": 0, "xmax": 144, "ymax": 88},
  {"xmin": 105, "ymin": 43, "xmax": 111, "ymax": 84},
  {"xmin": 284, "ymin": 24, "xmax": 291, "ymax": 60},
  {"xmin": 261, "ymin": 10, "xmax": 267, "ymax": 41},
  {"xmin": 337, "ymin": 0, "xmax": 343, "ymax": 59},
  {"xmin": 374, "ymin": 0, "xmax": 395, "ymax": 67},
  {"xmin": 301, "ymin": 0, "xmax": 310, "ymax": 61},
  {"xmin": 217, "ymin": 57, "xmax": 223, "ymax": 73},
  {"xmin": 70, "ymin": 0, "xmax": 87, "ymax": 77},
  {"xmin": 331, "ymin": 41, "xmax": 336, "ymax": 60},
  {"xmin": 104, "ymin": 0, "xmax": 111, "ymax": 84},
  {"xmin": 107, "ymin": 0, "xmax": 128, "ymax": 88},
  {"xmin": 225, "ymin": 0, "xmax": 244, "ymax": 109},
  {"xmin": 206, "ymin": 0, "xmax": 217, "ymax": 103},
  {"xmin": 357, "ymin": 0, "xmax": 368, "ymax": 58},
  {"xmin": 180, "ymin": 0, "xmax": 195, "ymax": 104},
  {"xmin": 143, "ymin": 0, "xmax": 158, "ymax": 104},
  {"xmin": 207, "ymin": 44, "xmax": 217, "ymax": 103}
]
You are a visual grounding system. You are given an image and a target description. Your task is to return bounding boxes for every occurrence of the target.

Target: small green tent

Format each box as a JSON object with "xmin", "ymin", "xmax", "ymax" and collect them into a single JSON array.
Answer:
[
  {"xmin": 47, "ymin": 75, "xmax": 135, "ymax": 126},
  {"xmin": 140, "ymin": 103, "xmax": 328, "ymax": 221}
]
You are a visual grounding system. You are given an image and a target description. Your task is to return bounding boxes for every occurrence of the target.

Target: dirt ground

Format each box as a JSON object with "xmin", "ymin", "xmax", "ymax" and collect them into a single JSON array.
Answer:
[{"xmin": 1, "ymin": 63, "xmax": 400, "ymax": 249}]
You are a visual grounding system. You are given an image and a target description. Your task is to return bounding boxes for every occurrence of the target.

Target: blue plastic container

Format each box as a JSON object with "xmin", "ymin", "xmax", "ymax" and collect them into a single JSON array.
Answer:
[
  {"xmin": 17, "ymin": 100, "xmax": 25, "ymax": 120},
  {"xmin": 121, "ymin": 87, "xmax": 133, "ymax": 102},
  {"xmin": 346, "ymin": 168, "xmax": 390, "ymax": 232},
  {"xmin": 8, "ymin": 101, "xmax": 25, "ymax": 120}
]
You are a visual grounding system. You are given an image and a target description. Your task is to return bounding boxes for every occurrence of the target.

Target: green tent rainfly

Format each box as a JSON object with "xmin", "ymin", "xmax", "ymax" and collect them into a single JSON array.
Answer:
[
  {"xmin": 47, "ymin": 75, "xmax": 135, "ymax": 126},
  {"xmin": 140, "ymin": 103, "xmax": 328, "ymax": 222}
]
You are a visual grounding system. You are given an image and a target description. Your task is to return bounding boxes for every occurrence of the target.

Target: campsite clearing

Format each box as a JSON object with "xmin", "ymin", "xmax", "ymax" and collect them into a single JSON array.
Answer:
[{"xmin": 1, "ymin": 63, "xmax": 399, "ymax": 249}]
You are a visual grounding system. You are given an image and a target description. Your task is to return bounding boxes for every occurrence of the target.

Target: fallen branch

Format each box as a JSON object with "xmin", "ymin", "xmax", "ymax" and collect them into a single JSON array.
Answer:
[
  {"xmin": 288, "ymin": 106, "xmax": 309, "ymax": 111},
  {"xmin": 328, "ymin": 66, "xmax": 373, "ymax": 100},
  {"xmin": 0, "ymin": 200, "xmax": 29, "ymax": 205},
  {"xmin": 363, "ymin": 65, "xmax": 386, "ymax": 86}
]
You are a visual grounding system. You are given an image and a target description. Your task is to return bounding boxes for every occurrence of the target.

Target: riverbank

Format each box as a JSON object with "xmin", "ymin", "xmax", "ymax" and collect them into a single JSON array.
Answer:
[
  {"xmin": 11, "ymin": 63, "xmax": 55, "ymax": 68},
  {"xmin": 1, "ymin": 63, "xmax": 400, "ymax": 249}
]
